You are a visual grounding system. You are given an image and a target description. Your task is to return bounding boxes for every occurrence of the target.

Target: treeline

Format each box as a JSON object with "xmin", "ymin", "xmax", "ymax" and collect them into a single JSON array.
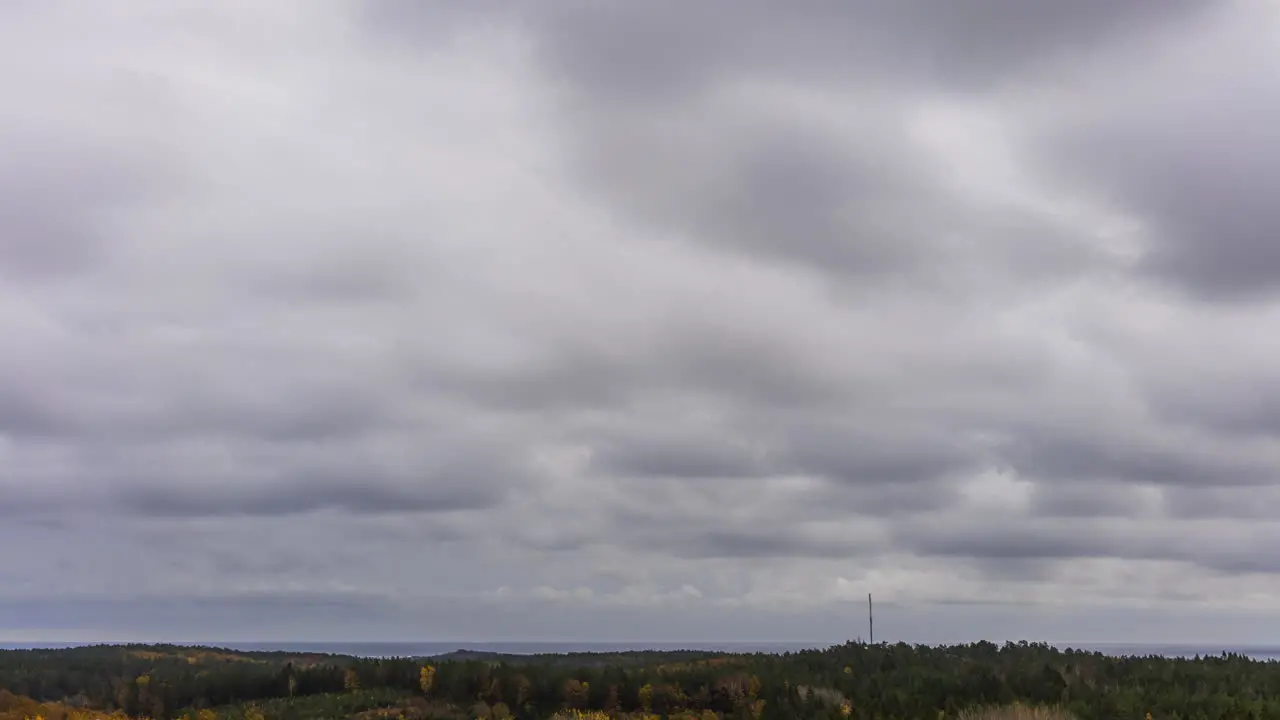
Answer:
[
  {"xmin": 4, "ymin": 642, "xmax": 1280, "ymax": 719},
  {"xmin": 772, "ymin": 641, "xmax": 1280, "ymax": 720},
  {"xmin": 0, "ymin": 645, "xmax": 351, "ymax": 718}
]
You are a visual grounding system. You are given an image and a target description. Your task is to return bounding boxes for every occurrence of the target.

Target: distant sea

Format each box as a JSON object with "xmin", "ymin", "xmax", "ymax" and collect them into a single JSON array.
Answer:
[{"xmin": 4, "ymin": 641, "xmax": 1280, "ymax": 660}]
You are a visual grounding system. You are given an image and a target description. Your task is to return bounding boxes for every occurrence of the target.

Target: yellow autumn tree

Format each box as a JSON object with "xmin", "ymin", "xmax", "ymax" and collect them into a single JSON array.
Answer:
[
  {"xmin": 343, "ymin": 668, "xmax": 361, "ymax": 693},
  {"xmin": 134, "ymin": 675, "xmax": 151, "ymax": 704},
  {"xmin": 419, "ymin": 665, "xmax": 436, "ymax": 695}
]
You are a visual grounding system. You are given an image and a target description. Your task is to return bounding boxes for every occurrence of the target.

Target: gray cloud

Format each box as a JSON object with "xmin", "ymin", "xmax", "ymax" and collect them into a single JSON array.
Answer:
[
  {"xmin": 588, "ymin": 418, "xmax": 981, "ymax": 486},
  {"xmin": 3, "ymin": 430, "xmax": 524, "ymax": 518},
  {"xmin": 899, "ymin": 514, "xmax": 1280, "ymax": 581},
  {"xmin": 1150, "ymin": 383, "xmax": 1280, "ymax": 438},
  {"xmin": 901, "ymin": 521, "xmax": 1132, "ymax": 563},
  {"xmin": 116, "ymin": 473, "xmax": 504, "ymax": 518},
  {"xmin": 1025, "ymin": 3, "xmax": 1280, "ymax": 299},
  {"xmin": 669, "ymin": 528, "xmax": 875, "ymax": 561},
  {"xmin": 1163, "ymin": 487, "xmax": 1280, "ymax": 521},
  {"xmin": 589, "ymin": 428, "xmax": 767, "ymax": 480},
  {"xmin": 1027, "ymin": 481, "xmax": 1160, "ymax": 519},
  {"xmin": 452, "ymin": 0, "xmax": 1209, "ymax": 96},
  {"xmin": 0, "ymin": 52, "xmax": 185, "ymax": 282},
  {"xmin": 0, "ymin": 145, "xmax": 165, "ymax": 282},
  {"xmin": 546, "ymin": 67, "xmax": 1101, "ymax": 290},
  {"xmin": 778, "ymin": 421, "xmax": 983, "ymax": 485},
  {"xmin": 5, "ymin": 0, "xmax": 1280, "ymax": 645},
  {"xmin": 993, "ymin": 418, "xmax": 1280, "ymax": 487},
  {"xmin": 367, "ymin": 0, "xmax": 1197, "ymax": 288}
]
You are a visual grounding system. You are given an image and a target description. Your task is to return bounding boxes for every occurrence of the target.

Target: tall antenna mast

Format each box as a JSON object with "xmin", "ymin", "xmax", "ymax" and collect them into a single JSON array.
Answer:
[{"xmin": 868, "ymin": 593, "xmax": 874, "ymax": 645}]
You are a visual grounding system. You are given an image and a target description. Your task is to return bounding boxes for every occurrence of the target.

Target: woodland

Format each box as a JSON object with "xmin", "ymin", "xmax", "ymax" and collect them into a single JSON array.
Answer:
[{"xmin": 1, "ymin": 641, "xmax": 1276, "ymax": 720}]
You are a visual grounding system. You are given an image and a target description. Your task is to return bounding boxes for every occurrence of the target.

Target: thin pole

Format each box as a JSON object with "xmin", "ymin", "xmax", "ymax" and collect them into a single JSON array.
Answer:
[{"xmin": 868, "ymin": 593, "xmax": 874, "ymax": 645}]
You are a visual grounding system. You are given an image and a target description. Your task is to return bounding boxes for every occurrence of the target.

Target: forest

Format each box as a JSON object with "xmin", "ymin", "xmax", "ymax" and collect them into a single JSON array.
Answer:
[{"xmin": 2, "ymin": 641, "xmax": 1279, "ymax": 720}]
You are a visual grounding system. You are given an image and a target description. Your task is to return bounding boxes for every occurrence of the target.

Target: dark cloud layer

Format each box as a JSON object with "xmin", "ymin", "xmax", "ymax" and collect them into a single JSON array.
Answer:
[
  {"xmin": 438, "ymin": 0, "xmax": 1210, "ymax": 94},
  {"xmin": 3, "ymin": 0, "xmax": 1280, "ymax": 642}
]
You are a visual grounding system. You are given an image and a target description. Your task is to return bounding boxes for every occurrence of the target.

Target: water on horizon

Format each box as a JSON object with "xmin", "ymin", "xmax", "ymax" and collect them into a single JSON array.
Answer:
[
  {"xmin": 0, "ymin": 641, "xmax": 818, "ymax": 657},
  {"xmin": 3, "ymin": 641, "xmax": 1280, "ymax": 660}
]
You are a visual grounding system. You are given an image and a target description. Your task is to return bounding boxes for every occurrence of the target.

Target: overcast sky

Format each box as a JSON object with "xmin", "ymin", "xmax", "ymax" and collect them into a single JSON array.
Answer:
[{"xmin": 5, "ymin": 0, "xmax": 1280, "ymax": 646}]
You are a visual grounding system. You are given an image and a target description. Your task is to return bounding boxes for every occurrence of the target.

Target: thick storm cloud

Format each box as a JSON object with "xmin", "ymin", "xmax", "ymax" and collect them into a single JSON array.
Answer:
[{"xmin": 4, "ymin": 0, "xmax": 1280, "ymax": 643}]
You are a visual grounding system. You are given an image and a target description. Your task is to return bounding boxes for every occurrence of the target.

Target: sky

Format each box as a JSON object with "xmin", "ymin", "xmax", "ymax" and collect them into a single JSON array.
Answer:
[{"xmin": 4, "ymin": 0, "xmax": 1280, "ymax": 646}]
